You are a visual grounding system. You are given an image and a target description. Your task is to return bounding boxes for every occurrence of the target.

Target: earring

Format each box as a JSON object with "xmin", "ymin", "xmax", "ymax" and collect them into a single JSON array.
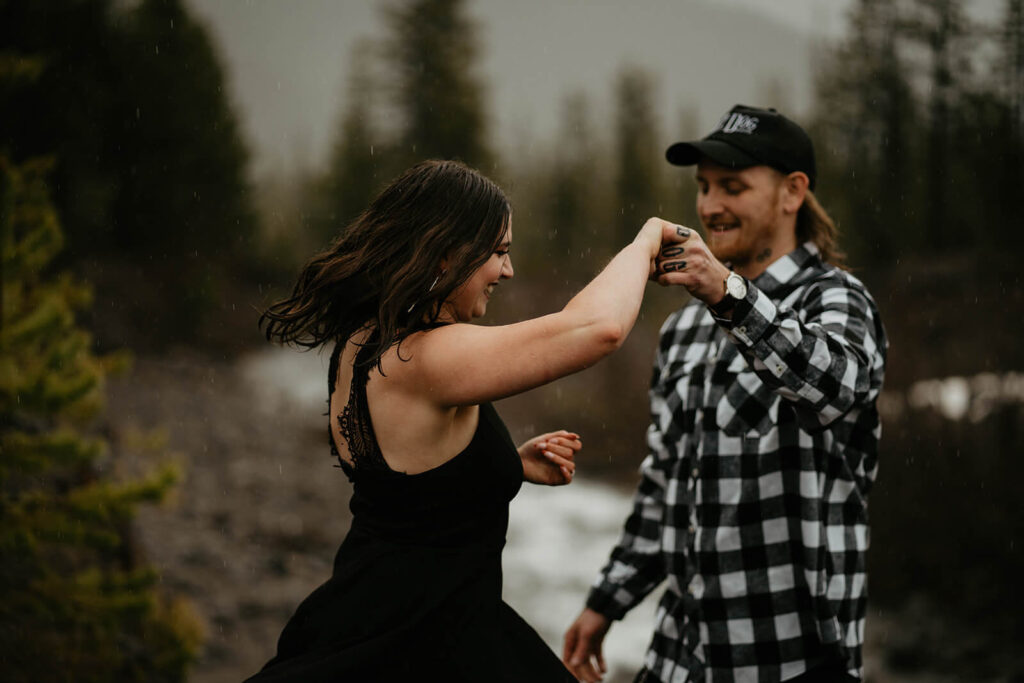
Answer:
[{"xmin": 408, "ymin": 271, "xmax": 445, "ymax": 313}]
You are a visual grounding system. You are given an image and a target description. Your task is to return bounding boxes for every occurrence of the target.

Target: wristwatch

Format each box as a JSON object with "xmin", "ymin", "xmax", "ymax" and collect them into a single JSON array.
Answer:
[{"xmin": 708, "ymin": 271, "xmax": 747, "ymax": 316}]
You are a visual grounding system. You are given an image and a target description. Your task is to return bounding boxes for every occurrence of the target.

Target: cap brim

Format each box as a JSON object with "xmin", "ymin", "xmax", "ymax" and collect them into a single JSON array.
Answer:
[{"xmin": 665, "ymin": 139, "xmax": 759, "ymax": 168}]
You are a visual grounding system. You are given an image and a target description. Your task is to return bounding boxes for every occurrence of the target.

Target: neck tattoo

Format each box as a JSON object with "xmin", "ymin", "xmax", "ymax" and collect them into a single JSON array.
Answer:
[{"xmin": 756, "ymin": 248, "xmax": 773, "ymax": 263}]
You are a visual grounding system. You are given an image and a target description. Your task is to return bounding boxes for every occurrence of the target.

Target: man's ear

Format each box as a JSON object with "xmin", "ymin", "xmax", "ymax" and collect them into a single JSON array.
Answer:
[{"xmin": 781, "ymin": 172, "xmax": 809, "ymax": 214}]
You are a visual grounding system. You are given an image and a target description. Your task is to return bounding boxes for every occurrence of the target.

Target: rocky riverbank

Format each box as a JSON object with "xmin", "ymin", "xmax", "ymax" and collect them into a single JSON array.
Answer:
[
  {"xmin": 105, "ymin": 350, "xmax": 351, "ymax": 683},
  {"xmin": 104, "ymin": 350, "xmax": 1021, "ymax": 683}
]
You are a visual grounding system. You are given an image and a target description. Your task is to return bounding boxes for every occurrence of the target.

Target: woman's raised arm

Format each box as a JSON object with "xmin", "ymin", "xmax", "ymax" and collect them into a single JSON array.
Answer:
[{"xmin": 391, "ymin": 218, "xmax": 690, "ymax": 407}]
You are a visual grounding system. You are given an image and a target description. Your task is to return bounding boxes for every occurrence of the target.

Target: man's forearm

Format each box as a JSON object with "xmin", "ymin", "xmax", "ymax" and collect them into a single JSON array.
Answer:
[{"xmin": 724, "ymin": 279, "xmax": 885, "ymax": 426}]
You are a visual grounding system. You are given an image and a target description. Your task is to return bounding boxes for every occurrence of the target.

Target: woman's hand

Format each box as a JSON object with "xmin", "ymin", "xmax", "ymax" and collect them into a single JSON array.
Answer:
[
  {"xmin": 634, "ymin": 218, "xmax": 694, "ymax": 278},
  {"xmin": 518, "ymin": 430, "xmax": 582, "ymax": 485}
]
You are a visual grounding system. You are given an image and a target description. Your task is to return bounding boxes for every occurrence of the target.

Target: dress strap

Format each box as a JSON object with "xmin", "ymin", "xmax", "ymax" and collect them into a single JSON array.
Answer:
[{"xmin": 327, "ymin": 341, "xmax": 344, "ymax": 397}]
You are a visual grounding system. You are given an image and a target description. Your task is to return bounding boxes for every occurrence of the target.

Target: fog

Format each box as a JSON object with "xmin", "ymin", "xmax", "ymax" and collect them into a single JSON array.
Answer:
[{"xmin": 189, "ymin": 0, "xmax": 856, "ymax": 175}]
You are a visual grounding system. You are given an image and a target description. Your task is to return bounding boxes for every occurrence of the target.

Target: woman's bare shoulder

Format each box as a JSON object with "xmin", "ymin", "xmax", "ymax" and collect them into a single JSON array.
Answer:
[{"xmin": 377, "ymin": 323, "xmax": 470, "ymax": 363}]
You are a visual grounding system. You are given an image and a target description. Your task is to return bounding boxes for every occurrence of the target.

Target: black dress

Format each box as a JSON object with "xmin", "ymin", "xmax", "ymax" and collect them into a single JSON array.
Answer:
[{"xmin": 246, "ymin": 341, "xmax": 575, "ymax": 682}]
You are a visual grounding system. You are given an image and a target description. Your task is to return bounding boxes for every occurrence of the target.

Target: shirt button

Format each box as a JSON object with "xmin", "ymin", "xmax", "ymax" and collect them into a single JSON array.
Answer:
[
  {"xmin": 691, "ymin": 467, "xmax": 699, "ymax": 478},
  {"xmin": 688, "ymin": 525, "xmax": 695, "ymax": 534},
  {"xmin": 775, "ymin": 363, "xmax": 785, "ymax": 373},
  {"xmin": 737, "ymin": 325, "xmax": 747, "ymax": 335}
]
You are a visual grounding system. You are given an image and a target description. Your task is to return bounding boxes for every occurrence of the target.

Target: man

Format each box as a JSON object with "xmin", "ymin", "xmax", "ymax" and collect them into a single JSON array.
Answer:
[{"xmin": 563, "ymin": 105, "xmax": 887, "ymax": 683}]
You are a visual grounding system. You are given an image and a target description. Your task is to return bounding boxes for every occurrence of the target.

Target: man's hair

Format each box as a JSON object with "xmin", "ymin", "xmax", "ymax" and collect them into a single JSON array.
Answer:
[{"xmin": 797, "ymin": 191, "xmax": 846, "ymax": 268}]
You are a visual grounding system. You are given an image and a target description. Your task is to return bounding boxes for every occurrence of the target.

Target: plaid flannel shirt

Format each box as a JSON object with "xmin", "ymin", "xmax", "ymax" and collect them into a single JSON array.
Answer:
[{"xmin": 586, "ymin": 243, "xmax": 887, "ymax": 682}]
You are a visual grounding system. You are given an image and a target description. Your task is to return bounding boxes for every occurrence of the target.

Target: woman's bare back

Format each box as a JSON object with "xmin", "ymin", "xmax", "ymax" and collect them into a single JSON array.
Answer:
[{"xmin": 329, "ymin": 332, "xmax": 480, "ymax": 476}]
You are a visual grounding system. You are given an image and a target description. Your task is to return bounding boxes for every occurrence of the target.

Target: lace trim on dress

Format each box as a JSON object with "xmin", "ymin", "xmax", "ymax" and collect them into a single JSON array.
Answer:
[{"xmin": 328, "ymin": 341, "xmax": 389, "ymax": 479}]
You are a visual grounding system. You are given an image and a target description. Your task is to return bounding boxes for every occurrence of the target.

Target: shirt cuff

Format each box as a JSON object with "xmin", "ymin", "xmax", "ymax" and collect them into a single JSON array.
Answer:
[
  {"xmin": 723, "ymin": 283, "xmax": 775, "ymax": 347},
  {"xmin": 585, "ymin": 585, "xmax": 632, "ymax": 621}
]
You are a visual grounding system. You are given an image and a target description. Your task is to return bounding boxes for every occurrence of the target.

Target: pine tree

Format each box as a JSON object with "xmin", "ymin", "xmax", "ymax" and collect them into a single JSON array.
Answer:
[
  {"xmin": 544, "ymin": 92, "xmax": 597, "ymax": 264},
  {"xmin": 114, "ymin": 0, "xmax": 254, "ymax": 258},
  {"xmin": 811, "ymin": 0, "xmax": 918, "ymax": 263},
  {"xmin": 0, "ymin": 151, "xmax": 201, "ymax": 682},
  {"xmin": 1001, "ymin": 0, "xmax": 1024, "ymax": 224},
  {"xmin": 662, "ymin": 105, "xmax": 702, "ymax": 231},
  {"xmin": 321, "ymin": 41, "xmax": 385, "ymax": 241},
  {"xmin": 906, "ymin": 0, "xmax": 972, "ymax": 250},
  {"xmin": 0, "ymin": 0, "xmax": 126, "ymax": 252},
  {"xmin": 1007, "ymin": 0, "xmax": 1024, "ymax": 137},
  {"xmin": 1, "ymin": 0, "xmax": 257, "ymax": 346},
  {"xmin": 382, "ymin": 0, "xmax": 493, "ymax": 169},
  {"xmin": 613, "ymin": 66, "xmax": 660, "ymax": 247}
]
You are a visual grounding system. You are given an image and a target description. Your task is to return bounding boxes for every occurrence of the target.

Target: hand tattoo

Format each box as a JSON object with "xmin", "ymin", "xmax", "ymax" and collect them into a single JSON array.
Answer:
[
  {"xmin": 676, "ymin": 226, "xmax": 691, "ymax": 238},
  {"xmin": 662, "ymin": 260, "xmax": 686, "ymax": 272},
  {"xmin": 661, "ymin": 245, "xmax": 685, "ymax": 258}
]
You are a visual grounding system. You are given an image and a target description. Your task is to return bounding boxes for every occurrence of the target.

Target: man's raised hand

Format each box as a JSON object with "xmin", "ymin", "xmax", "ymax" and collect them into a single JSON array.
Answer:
[{"xmin": 654, "ymin": 227, "xmax": 732, "ymax": 306}]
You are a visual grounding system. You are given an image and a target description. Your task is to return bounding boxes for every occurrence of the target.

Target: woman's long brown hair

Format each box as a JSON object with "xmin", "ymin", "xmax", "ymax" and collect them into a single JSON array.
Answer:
[{"xmin": 260, "ymin": 160, "xmax": 511, "ymax": 369}]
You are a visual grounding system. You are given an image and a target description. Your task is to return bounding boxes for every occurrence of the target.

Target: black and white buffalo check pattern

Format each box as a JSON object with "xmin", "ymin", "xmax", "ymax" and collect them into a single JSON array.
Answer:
[{"xmin": 586, "ymin": 243, "xmax": 887, "ymax": 682}]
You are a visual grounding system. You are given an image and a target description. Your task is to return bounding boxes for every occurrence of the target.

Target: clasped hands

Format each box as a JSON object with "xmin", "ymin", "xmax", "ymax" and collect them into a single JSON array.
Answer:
[{"xmin": 638, "ymin": 217, "xmax": 732, "ymax": 307}]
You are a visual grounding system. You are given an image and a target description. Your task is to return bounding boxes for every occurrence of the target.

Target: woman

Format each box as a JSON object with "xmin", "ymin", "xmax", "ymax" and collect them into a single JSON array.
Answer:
[{"xmin": 248, "ymin": 160, "xmax": 683, "ymax": 682}]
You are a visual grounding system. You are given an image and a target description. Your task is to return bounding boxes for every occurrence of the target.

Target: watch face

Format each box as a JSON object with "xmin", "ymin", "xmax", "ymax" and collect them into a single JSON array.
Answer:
[{"xmin": 726, "ymin": 273, "xmax": 747, "ymax": 299}]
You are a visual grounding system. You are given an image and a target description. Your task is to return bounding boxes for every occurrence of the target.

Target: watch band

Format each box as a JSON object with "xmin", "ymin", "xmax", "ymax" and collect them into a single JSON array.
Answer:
[{"xmin": 708, "ymin": 295, "xmax": 737, "ymax": 316}]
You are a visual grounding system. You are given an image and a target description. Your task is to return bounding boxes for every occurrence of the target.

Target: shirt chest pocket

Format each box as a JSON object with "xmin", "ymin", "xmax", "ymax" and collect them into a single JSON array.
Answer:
[{"xmin": 714, "ymin": 352, "xmax": 779, "ymax": 438}]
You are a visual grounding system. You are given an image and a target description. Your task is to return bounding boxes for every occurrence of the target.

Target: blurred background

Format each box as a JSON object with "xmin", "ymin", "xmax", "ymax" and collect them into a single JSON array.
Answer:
[{"xmin": 1, "ymin": 0, "xmax": 1021, "ymax": 681}]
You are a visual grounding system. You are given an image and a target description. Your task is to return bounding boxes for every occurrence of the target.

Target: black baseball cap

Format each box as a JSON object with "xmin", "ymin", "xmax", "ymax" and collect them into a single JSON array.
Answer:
[{"xmin": 666, "ymin": 104, "xmax": 817, "ymax": 190}]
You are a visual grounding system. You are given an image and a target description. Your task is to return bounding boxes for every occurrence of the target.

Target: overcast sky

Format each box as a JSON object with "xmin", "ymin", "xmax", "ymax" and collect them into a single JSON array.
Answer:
[{"xmin": 186, "ymin": 0, "xmax": 1002, "ymax": 177}]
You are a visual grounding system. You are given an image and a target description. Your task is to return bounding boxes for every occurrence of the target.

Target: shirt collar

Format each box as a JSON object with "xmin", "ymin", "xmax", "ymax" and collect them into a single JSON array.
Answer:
[{"xmin": 750, "ymin": 241, "xmax": 822, "ymax": 296}]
